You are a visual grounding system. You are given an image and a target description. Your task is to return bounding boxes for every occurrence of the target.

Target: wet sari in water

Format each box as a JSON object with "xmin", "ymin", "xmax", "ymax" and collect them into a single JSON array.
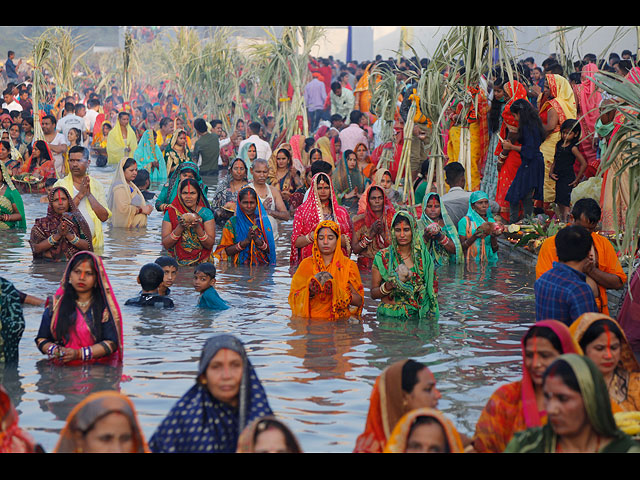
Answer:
[
  {"xmin": 289, "ymin": 220, "xmax": 363, "ymax": 320},
  {"xmin": 419, "ymin": 191, "xmax": 463, "ymax": 266},
  {"xmin": 134, "ymin": 129, "xmax": 168, "ymax": 183},
  {"xmin": 352, "ymin": 185, "xmax": 395, "ymax": 271},
  {"xmin": 106, "ymin": 156, "xmax": 148, "ymax": 228},
  {"xmin": 372, "ymin": 211, "xmax": 439, "ymax": 319},
  {"xmin": 457, "ymin": 190, "xmax": 499, "ymax": 264},
  {"xmin": 155, "ymin": 161, "xmax": 208, "ymax": 211}
]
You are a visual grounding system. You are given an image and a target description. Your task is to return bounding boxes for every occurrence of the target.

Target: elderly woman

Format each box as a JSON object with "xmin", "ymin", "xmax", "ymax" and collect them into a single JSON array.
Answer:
[
  {"xmin": 212, "ymin": 157, "xmax": 249, "ymax": 225},
  {"xmin": 148, "ymin": 334, "xmax": 273, "ymax": 453},
  {"xmin": 458, "ymin": 191, "xmax": 501, "ymax": 264}
]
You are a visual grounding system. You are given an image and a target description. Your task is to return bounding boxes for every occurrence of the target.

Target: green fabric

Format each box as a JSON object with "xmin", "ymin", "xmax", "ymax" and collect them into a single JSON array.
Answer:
[
  {"xmin": 155, "ymin": 161, "xmax": 208, "ymax": 211},
  {"xmin": 419, "ymin": 191, "xmax": 463, "ymax": 266},
  {"xmin": 0, "ymin": 277, "xmax": 25, "ymax": 364},
  {"xmin": 414, "ymin": 180, "xmax": 428, "ymax": 206},
  {"xmin": 457, "ymin": 190, "xmax": 498, "ymax": 263},
  {"xmin": 372, "ymin": 210, "xmax": 438, "ymax": 319},
  {"xmin": 0, "ymin": 161, "xmax": 26, "ymax": 229},
  {"xmin": 504, "ymin": 354, "xmax": 640, "ymax": 453},
  {"xmin": 193, "ymin": 132, "xmax": 220, "ymax": 174}
]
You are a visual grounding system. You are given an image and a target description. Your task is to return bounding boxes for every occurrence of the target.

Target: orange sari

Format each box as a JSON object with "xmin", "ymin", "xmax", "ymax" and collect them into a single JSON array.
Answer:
[
  {"xmin": 383, "ymin": 408, "xmax": 465, "ymax": 453},
  {"xmin": 289, "ymin": 220, "xmax": 363, "ymax": 320}
]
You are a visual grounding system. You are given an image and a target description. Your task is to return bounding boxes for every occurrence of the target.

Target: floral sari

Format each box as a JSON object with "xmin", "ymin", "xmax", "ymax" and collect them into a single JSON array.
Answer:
[
  {"xmin": 164, "ymin": 128, "xmax": 193, "ymax": 175},
  {"xmin": 372, "ymin": 211, "xmax": 439, "ymax": 319},
  {"xmin": 332, "ymin": 150, "xmax": 367, "ymax": 212},
  {"xmin": 419, "ymin": 191, "xmax": 463, "ymax": 266},
  {"xmin": 289, "ymin": 220, "xmax": 363, "ymax": 320},
  {"xmin": 0, "ymin": 277, "xmax": 25, "ymax": 364},
  {"xmin": 163, "ymin": 180, "xmax": 216, "ymax": 266},
  {"xmin": 0, "ymin": 161, "xmax": 26, "ymax": 229},
  {"xmin": 30, "ymin": 186, "xmax": 93, "ymax": 260}
]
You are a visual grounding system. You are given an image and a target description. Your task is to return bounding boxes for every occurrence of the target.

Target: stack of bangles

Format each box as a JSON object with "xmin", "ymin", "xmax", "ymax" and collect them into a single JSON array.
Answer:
[
  {"xmin": 379, "ymin": 282, "xmax": 393, "ymax": 296},
  {"xmin": 359, "ymin": 235, "xmax": 373, "ymax": 249},
  {"xmin": 81, "ymin": 346, "xmax": 93, "ymax": 361},
  {"xmin": 170, "ymin": 230, "xmax": 181, "ymax": 241},
  {"xmin": 198, "ymin": 232, "xmax": 209, "ymax": 242},
  {"xmin": 47, "ymin": 235, "xmax": 59, "ymax": 246},
  {"xmin": 437, "ymin": 233, "xmax": 450, "ymax": 246},
  {"xmin": 306, "ymin": 232, "xmax": 314, "ymax": 244},
  {"xmin": 46, "ymin": 344, "xmax": 60, "ymax": 357}
]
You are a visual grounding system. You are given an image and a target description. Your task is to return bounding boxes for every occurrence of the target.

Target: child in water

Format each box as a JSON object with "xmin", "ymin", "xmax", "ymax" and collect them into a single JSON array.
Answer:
[
  {"xmin": 125, "ymin": 263, "xmax": 175, "ymax": 308},
  {"xmin": 155, "ymin": 256, "xmax": 178, "ymax": 296},
  {"xmin": 40, "ymin": 178, "xmax": 58, "ymax": 203},
  {"xmin": 193, "ymin": 262, "xmax": 229, "ymax": 310}
]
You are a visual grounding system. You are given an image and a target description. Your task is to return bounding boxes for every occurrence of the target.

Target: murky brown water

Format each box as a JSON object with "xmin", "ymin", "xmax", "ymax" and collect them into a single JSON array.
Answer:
[{"xmin": 0, "ymin": 165, "xmax": 538, "ymax": 452}]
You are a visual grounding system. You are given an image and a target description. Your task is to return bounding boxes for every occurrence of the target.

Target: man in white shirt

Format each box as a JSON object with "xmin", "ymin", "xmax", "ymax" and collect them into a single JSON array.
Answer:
[
  {"xmin": 57, "ymin": 102, "xmax": 85, "ymax": 139},
  {"xmin": 2, "ymin": 88, "xmax": 22, "ymax": 112},
  {"xmin": 238, "ymin": 121, "xmax": 271, "ymax": 162},
  {"xmin": 84, "ymin": 98, "xmax": 101, "ymax": 146},
  {"xmin": 42, "ymin": 115, "xmax": 69, "ymax": 177},
  {"xmin": 330, "ymin": 81, "xmax": 354, "ymax": 122}
]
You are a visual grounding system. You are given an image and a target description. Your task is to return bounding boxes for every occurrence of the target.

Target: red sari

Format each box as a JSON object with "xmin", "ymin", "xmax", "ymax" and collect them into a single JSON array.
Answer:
[
  {"xmin": 0, "ymin": 385, "xmax": 37, "ymax": 453},
  {"xmin": 353, "ymin": 185, "xmax": 395, "ymax": 271},
  {"xmin": 494, "ymin": 81, "xmax": 527, "ymax": 221},
  {"xmin": 290, "ymin": 173, "xmax": 352, "ymax": 267}
]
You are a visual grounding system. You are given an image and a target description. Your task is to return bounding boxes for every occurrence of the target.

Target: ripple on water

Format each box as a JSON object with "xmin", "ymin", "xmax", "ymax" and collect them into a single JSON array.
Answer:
[{"xmin": 0, "ymin": 165, "xmax": 537, "ymax": 452}]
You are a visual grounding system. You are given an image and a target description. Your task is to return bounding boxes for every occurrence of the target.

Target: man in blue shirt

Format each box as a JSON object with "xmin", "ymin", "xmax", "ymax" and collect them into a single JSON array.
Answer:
[
  {"xmin": 4, "ymin": 51, "xmax": 20, "ymax": 83},
  {"xmin": 534, "ymin": 224, "xmax": 598, "ymax": 325}
]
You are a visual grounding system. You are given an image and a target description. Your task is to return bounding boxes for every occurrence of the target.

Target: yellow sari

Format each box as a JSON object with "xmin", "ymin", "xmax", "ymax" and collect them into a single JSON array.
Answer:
[{"xmin": 106, "ymin": 122, "xmax": 138, "ymax": 165}]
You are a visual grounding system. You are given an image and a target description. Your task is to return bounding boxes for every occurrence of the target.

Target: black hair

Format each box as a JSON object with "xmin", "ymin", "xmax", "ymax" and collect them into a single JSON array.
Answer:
[
  {"xmin": 310, "ymin": 160, "xmax": 333, "ymax": 177},
  {"xmin": 406, "ymin": 416, "xmax": 450, "ymax": 453},
  {"xmin": 68, "ymin": 127, "xmax": 83, "ymax": 145},
  {"xmin": 122, "ymin": 157, "xmax": 137, "ymax": 171},
  {"xmin": 309, "ymin": 148, "xmax": 323, "ymax": 160},
  {"xmin": 509, "ymin": 98, "xmax": 545, "ymax": 142},
  {"xmin": 194, "ymin": 262, "xmax": 216, "ymax": 280},
  {"xmin": 618, "ymin": 59, "xmax": 633, "ymax": 75},
  {"xmin": 33, "ymin": 140, "xmax": 51, "ymax": 161},
  {"xmin": 401, "ymin": 359, "xmax": 427, "ymax": 393},
  {"xmin": 132, "ymin": 167, "xmax": 150, "ymax": 189},
  {"xmin": 413, "ymin": 159, "xmax": 430, "ymax": 191},
  {"xmin": 155, "ymin": 256, "xmax": 178, "ymax": 269},
  {"xmin": 578, "ymin": 318, "xmax": 623, "ymax": 353},
  {"xmin": 349, "ymin": 110, "xmax": 364, "ymax": 124},
  {"xmin": 523, "ymin": 326, "xmax": 563, "ymax": 353},
  {"xmin": 343, "ymin": 149, "xmax": 355, "ymax": 160},
  {"xmin": 555, "ymin": 225, "xmax": 593, "ymax": 263},
  {"xmin": 330, "ymin": 114, "xmax": 344, "ymax": 124},
  {"xmin": 252, "ymin": 418, "xmax": 301, "ymax": 453},
  {"xmin": 444, "ymin": 161, "xmax": 465, "ymax": 185},
  {"xmin": 238, "ymin": 186, "xmax": 258, "ymax": 202},
  {"xmin": 568, "ymin": 72, "xmax": 582, "ymax": 85},
  {"xmin": 331, "ymin": 81, "xmax": 341, "ymax": 93},
  {"xmin": 543, "ymin": 358, "xmax": 581, "ymax": 393},
  {"xmin": 44, "ymin": 177, "xmax": 57, "ymax": 188},
  {"xmin": 87, "ymin": 98, "xmax": 101, "ymax": 108},
  {"xmin": 557, "ymin": 119, "xmax": 581, "ymax": 150},
  {"xmin": 546, "ymin": 63, "xmax": 564, "ymax": 75},
  {"xmin": 248, "ymin": 121, "xmax": 262, "ymax": 134},
  {"xmin": 488, "ymin": 77, "xmax": 506, "ymax": 134},
  {"xmin": 74, "ymin": 103, "xmax": 86, "ymax": 114},
  {"xmin": 42, "ymin": 114, "xmax": 57, "ymax": 126},
  {"xmin": 193, "ymin": 118, "xmax": 208, "ymax": 133},
  {"xmin": 571, "ymin": 198, "xmax": 601, "ymax": 225},
  {"xmin": 68, "ymin": 145, "xmax": 88, "ymax": 160},
  {"xmin": 314, "ymin": 171, "xmax": 331, "ymax": 187},
  {"xmin": 211, "ymin": 119, "xmax": 222, "ymax": 129},
  {"xmin": 138, "ymin": 263, "xmax": 165, "ymax": 291},
  {"xmin": 117, "ymin": 110, "xmax": 130, "ymax": 120},
  {"xmin": 392, "ymin": 212, "xmax": 412, "ymax": 229},
  {"xmin": 524, "ymin": 56, "xmax": 535, "ymax": 64},
  {"xmin": 159, "ymin": 117, "xmax": 172, "ymax": 128},
  {"xmin": 55, "ymin": 253, "xmax": 110, "ymax": 346}
]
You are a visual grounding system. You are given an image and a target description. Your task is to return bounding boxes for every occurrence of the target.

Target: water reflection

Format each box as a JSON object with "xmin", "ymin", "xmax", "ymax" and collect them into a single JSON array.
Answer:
[{"xmin": 0, "ymin": 165, "xmax": 539, "ymax": 453}]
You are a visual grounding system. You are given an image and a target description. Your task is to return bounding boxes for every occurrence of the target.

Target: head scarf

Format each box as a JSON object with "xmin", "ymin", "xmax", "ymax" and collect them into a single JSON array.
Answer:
[
  {"xmin": 0, "ymin": 385, "xmax": 37, "ymax": 452},
  {"xmin": 30, "ymin": 186, "xmax": 94, "ymax": 259},
  {"xmin": 373, "ymin": 210, "xmax": 439, "ymax": 318},
  {"xmin": 289, "ymin": 134, "xmax": 307, "ymax": 167},
  {"xmin": 0, "ymin": 277, "xmax": 25, "ymax": 364},
  {"xmin": 236, "ymin": 416, "xmax": 303, "ymax": 453},
  {"xmin": 383, "ymin": 407, "xmax": 465, "ymax": 453},
  {"xmin": 332, "ymin": 149, "xmax": 366, "ymax": 196},
  {"xmin": 148, "ymin": 334, "xmax": 272, "ymax": 453},
  {"xmin": 0, "ymin": 160, "xmax": 26, "ymax": 229},
  {"xmin": 267, "ymin": 144, "xmax": 295, "ymax": 190},
  {"xmin": 166, "ymin": 178, "xmax": 214, "ymax": 265},
  {"xmin": 420, "ymin": 191, "xmax": 463, "ymax": 265},
  {"xmin": 134, "ymin": 129, "xmax": 167, "ymax": 183},
  {"xmin": 106, "ymin": 157, "xmax": 146, "ymax": 226},
  {"xmin": 544, "ymin": 74, "xmax": 577, "ymax": 124},
  {"xmin": 233, "ymin": 186, "xmax": 276, "ymax": 265},
  {"xmin": 164, "ymin": 128, "xmax": 192, "ymax": 173},
  {"xmin": 163, "ymin": 161, "xmax": 208, "ymax": 207},
  {"xmin": 289, "ymin": 220, "xmax": 363, "ymax": 319},
  {"xmin": 48, "ymin": 251, "xmax": 124, "ymax": 363},
  {"xmin": 289, "ymin": 172, "xmax": 352, "ymax": 266},
  {"xmin": 520, "ymin": 320, "xmax": 583, "ymax": 428},
  {"xmin": 494, "ymin": 80, "xmax": 528, "ymax": 158},
  {"xmin": 314, "ymin": 136, "xmax": 337, "ymax": 167},
  {"xmin": 357, "ymin": 168, "xmax": 397, "ymax": 214},
  {"xmin": 460, "ymin": 190, "xmax": 498, "ymax": 263},
  {"xmin": 355, "ymin": 184, "xmax": 395, "ymax": 250},
  {"xmin": 578, "ymin": 63, "xmax": 603, "ymax": 137},
  {"xmin": 54, "ymin": 391, "xmax": 150, "ymax": 453},
  {"xmin": 353, "ymin": 359, "xmax": 412, "ymax": 453}
]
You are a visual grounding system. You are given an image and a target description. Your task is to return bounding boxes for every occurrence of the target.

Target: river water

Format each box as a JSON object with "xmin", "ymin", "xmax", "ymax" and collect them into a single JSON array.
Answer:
[{"xmin": 0, "ymin": 164, "xmax": 538, "ymax": 453}]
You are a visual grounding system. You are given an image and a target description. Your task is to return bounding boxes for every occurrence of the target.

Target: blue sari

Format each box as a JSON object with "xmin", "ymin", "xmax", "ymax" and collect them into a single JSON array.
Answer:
[
  {"xmin": 148, "ymin": 334, "xmax": 272, "ymax": 453},
  {"xmin": 134, "ymin": 130, "xmax": 168, "ymax": 183},
  {"xmin": 457, "ymin": 190, "xmax": 499, "ymax": 264}
]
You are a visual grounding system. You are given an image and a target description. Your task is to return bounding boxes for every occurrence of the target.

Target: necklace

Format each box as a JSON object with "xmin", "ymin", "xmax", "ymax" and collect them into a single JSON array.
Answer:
[{"xmin": 76, "ymin": 298, "xmax": 92, "ymax": 309}]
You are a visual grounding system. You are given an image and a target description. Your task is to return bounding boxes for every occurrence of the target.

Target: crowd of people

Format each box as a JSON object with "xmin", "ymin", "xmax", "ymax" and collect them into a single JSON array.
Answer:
[{"xmin": 1, "ymin": 42, "xmax": 640, "ymax": 454}]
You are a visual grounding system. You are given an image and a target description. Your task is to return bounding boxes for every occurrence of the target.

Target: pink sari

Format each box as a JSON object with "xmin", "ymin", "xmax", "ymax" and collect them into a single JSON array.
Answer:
[
  {"xmin": 576, "ymin": 63, "xmax": 602, "ymax": 176},
  {"xmin": 290, "ymin": 173, "xmax": 352, "ymax": 267}
]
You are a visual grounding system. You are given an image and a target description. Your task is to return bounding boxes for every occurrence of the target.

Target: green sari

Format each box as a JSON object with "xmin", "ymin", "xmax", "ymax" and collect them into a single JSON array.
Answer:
[
  {"xmin": 0, "ymin": 162, "xmax": 26, "ymax": 230},
  {"xmin": 155, "ymin": 161, "xmax": 208, "ymax": 211},
  {"xmin": 505, "ymin": 354, "xmax": 640, "ymax": 453},
  {"xmin": 457, "ymin": 190, "xmax": 498, "ymax": 264},
  {"xmin": 419, "ymin": 192, "xmax": 463, "ymax": 266},
  {"xmin": 372, "ymin": 211, "xmax": 439, "ymax": 319}
]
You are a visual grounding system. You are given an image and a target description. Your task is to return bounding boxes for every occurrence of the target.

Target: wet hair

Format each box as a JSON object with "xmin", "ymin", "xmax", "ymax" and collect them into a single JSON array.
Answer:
[
  {"xmin": 44, "ymin": 177, "xmax": 57, "ymax": 188},
  {"xmin": 138, "ymin": 263, "xmax": 165, "ymax": 291},
  {"xmin": 571, "ymin": 198, "xmax": 601, "ymax": 225},
  {"xmin": 406, "ymin": 416, "xmax": 450, "ymax": 453},
  {"xmin": 122, "ymin": 157, "xmax": 137, "ymax": 171},
  {"xmin": 55, "ymin": 253, "xmax": 109, "ymax": 346},
  {"xmin": 401, "ymin": 359, "xmax": 428, "ymax": 393},
  {"xmin": 252, "ymin": 418, "xmax": 301, "ymax": 453},
  {"xmin": 555, "ymin": 225, "xmax": 593, "ymax": 263},
  {"xmin": 132, "ymin": 167, "xmax": 149, "ymax": 189},
  {"xmin": 523, "ymin": 326, "xmax": 563, "ymax": 353},
  {"xmin": 543, "ymin": 358, "xmax": 581, "ymax": 393},
  {"xmin": 194, "ymin": 262, "xmax": 216, "ymax": 280},
  {"xmin": 154, "ymin": 256, "xmax": 178, "ymax": 270}
]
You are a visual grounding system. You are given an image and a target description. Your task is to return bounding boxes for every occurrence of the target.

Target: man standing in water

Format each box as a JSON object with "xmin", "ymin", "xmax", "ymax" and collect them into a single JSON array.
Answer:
[{"xmin": 54, "ymin": 146, "xmax": 111, "ymax": 252}]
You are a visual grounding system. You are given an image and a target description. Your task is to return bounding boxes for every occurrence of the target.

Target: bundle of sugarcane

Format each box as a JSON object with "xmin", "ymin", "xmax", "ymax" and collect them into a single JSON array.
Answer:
[
  {"xmin": 45, "ymin": 27, "xmax": 91, "ymax": 105},
  {"xmin": 28, "ymin": 32, "xmax": 52, "ymax": 146},
  {"xmin": 394, "ymin": 98, "xmax": 417, "ymax": 206},
  {"xmin": 369, "ymin": 62, "xmax": 401, "ymax": 171}
]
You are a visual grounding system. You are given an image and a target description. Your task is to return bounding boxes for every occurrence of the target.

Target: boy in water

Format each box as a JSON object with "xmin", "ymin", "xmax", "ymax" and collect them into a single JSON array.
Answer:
[
  {"xmin": 40, "ymin": 178, "xmax": 58, "ymax": 203},
  {"xmin": 154, "ymin": 256, "xmax": 178, "ymax": 296},
  {"xmin": 193, "ymin": 262, "xmax": 229, "ymax": 310},
  {"xmin": 125, "ymin": 263, "xmax": 174, "ymax": 308}
]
